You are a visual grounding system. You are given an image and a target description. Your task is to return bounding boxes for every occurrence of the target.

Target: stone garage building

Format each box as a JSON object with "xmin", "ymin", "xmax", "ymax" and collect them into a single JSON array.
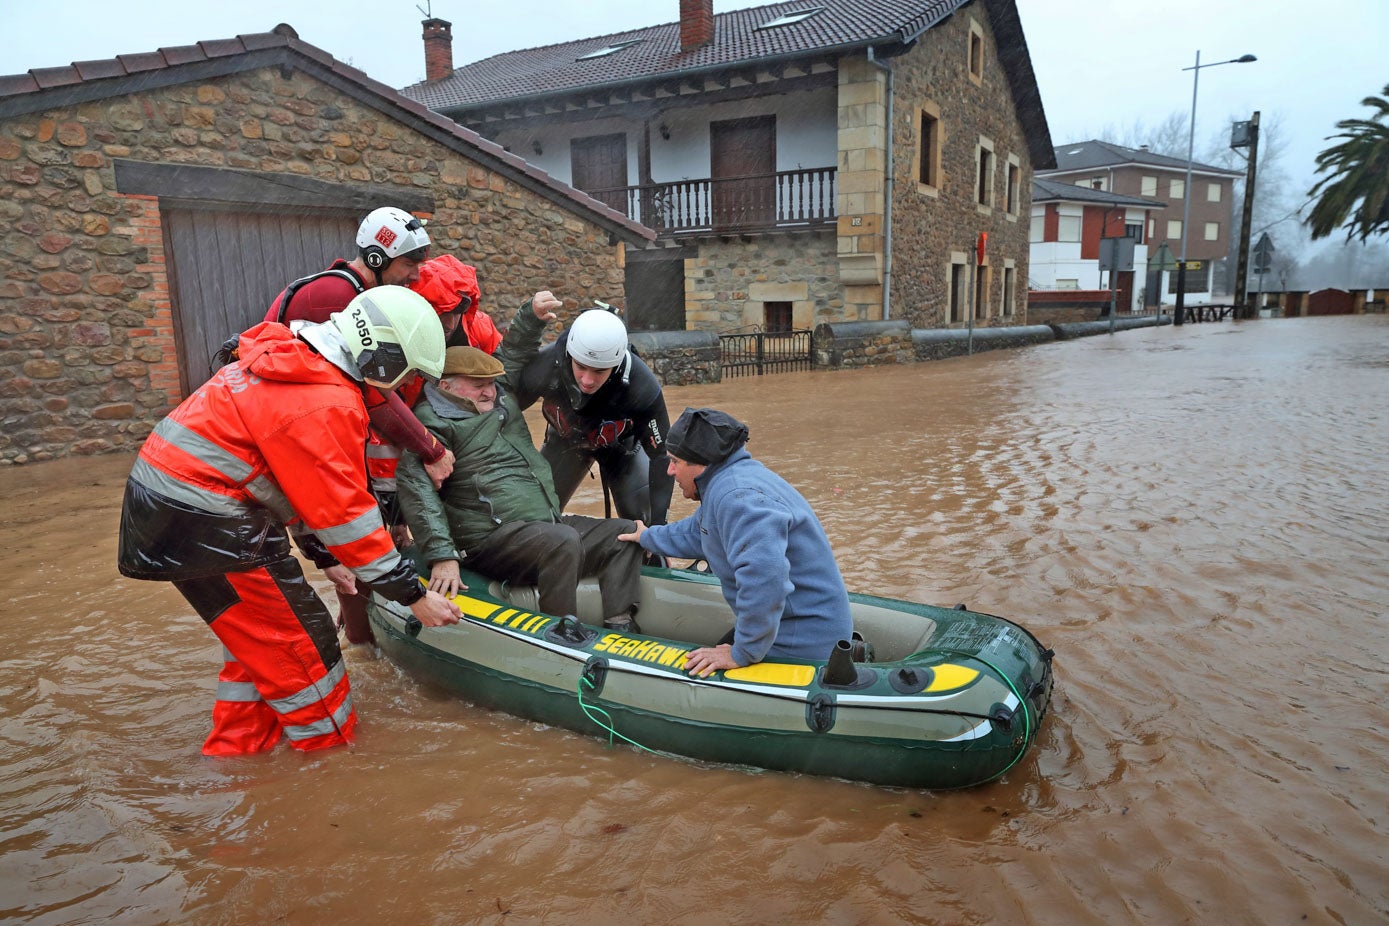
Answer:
[{"xmin": 0, "ymin": 24, "xmax": 652, "ymax": 465}]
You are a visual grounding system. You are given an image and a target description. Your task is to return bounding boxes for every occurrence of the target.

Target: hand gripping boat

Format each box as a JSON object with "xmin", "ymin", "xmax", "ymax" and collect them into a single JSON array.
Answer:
[{"xmin": 368, "ymin": 565, "xmax": 1054, "ymax": 790}]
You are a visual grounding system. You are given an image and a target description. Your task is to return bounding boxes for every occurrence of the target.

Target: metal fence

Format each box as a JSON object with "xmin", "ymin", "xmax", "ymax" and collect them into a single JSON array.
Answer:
[{"xmin": 718, "ymin": 329, "xmax": 814, "ymax": 378}]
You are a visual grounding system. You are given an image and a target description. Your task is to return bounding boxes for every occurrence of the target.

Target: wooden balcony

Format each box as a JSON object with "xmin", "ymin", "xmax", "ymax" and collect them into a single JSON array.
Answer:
[{"xmin": 590, "ymin": 167, "xmax": 836, "ymax": 236}]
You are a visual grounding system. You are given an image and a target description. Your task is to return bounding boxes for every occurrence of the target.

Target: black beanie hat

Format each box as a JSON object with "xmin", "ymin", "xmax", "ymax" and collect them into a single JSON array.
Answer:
[{"xmin": 666, "ymin": 407, "xmax": 750, "ymax": 465}]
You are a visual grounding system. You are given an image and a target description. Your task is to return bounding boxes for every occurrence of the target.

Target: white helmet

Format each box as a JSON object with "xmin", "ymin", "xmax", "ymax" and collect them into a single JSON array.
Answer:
[
  {"xmin": 331, "ymin": 286, "xmax": 445, "ymax": 389},
  {"xmin": 566, "ymin": 309, "xmax": 629, "ymax": 370},
  {"xmin": 356, "ymin": 207, "xmax": 431, "ymax": 273}
]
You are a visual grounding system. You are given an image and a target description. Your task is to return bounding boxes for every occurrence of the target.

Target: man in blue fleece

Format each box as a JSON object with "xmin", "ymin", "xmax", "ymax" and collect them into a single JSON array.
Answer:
[{"xmin": 619, "ymin": 407, "xmax": 852, "ymax": 677}]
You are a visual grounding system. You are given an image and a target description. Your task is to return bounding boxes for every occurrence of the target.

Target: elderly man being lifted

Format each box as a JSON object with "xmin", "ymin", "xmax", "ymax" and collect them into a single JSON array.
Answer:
[{"xmin": 395, "ymin": 292, "xmax": 643, "ymax": 632}]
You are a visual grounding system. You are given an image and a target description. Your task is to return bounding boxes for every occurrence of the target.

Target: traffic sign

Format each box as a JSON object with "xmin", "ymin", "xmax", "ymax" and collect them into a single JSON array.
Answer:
[{"xmin": 1253, "ymin": 233, "xmax": 1275, "ymax": 273}]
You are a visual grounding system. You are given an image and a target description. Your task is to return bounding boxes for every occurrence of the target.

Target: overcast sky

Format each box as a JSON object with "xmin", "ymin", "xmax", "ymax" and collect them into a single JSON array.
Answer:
[{"xmin": 3, "ymin": 0, "xmax": 1384, "ymax": 221}]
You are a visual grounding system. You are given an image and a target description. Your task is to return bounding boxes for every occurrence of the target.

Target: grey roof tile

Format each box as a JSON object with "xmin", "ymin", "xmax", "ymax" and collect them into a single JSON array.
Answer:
[{"xmin": 405, "ymin": 0, "xmax": 970, "ymax": 110}]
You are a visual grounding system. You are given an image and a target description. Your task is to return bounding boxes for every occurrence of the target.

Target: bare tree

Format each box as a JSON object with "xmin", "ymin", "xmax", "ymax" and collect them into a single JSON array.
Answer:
[{"xmin": 1092, "ymin": 112, "xmax": 1188, "ymax": 157}]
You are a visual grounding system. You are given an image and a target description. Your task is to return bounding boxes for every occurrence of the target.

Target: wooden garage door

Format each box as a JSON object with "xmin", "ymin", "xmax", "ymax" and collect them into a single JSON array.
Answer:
[{"xmin": 163, "ymin": 206, "xmax": 358, "ymax": 393}]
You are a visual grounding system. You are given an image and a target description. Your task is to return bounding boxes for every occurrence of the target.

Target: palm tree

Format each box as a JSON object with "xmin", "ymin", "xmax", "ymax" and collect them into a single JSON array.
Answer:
[{"xmin": 1307, "ymin": 85, "xmax": 1389, "ymax": 241}]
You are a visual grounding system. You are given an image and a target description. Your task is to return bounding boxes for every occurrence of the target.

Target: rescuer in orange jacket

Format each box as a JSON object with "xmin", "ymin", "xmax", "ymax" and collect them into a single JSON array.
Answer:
[
  {"xmin": 118, "ymin": 287, "xmax": 462, "ymax": 756},
  {"xmin": 260, "ymin": 207, "xmax": 457, "ymax": 645}
]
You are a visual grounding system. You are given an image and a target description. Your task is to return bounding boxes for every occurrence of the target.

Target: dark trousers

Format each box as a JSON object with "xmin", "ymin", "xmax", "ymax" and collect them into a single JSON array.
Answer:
[
  {"xmin": 543, "ymin": 442, "xmax": 651, "ymax": 523},
  {"xmin": 466, "ymin": 515, "xmax": 641, "ymax": 620}
]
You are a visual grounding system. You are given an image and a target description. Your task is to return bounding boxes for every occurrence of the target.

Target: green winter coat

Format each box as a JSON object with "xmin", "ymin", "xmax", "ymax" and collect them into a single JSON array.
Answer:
[{"xmin": 397, "ymin": 380, "xmax": 561, "ymax": 567}]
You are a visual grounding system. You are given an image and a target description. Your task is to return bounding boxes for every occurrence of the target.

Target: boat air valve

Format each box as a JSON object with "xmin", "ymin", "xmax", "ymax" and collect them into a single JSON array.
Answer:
[
  {"xmin": 823, "ymin": 640, "xmax": 858, "ymax": 686},
  {"xmin": 888, "ymin": 666, "xmax": 931, "ymax": 694},
  {"xmin": 403, "ymin": 616, "xmax": 422, "ymax": 638},
  {"xmin": 821, "ymin": 640, "xmax": 878, "ymax": 690}
]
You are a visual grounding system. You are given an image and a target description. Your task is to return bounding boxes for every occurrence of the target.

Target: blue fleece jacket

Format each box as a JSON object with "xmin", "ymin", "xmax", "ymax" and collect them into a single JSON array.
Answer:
[{"xmin": 639, "ymin": 448, "xmax": 852, "ymax": 665}]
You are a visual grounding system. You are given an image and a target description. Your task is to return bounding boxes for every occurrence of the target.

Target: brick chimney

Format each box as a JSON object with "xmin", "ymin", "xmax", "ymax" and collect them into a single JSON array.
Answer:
[
  {"xmin": 680, "ymin": 0, "xmax": 714, "ymax": 52},
  {"xmin": 423, "ymin": 18, "xmax": 454, "ymax": 82}
]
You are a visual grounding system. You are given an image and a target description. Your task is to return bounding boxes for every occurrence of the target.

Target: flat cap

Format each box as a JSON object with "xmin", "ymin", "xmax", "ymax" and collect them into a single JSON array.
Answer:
[{"xmin": 442, "ymin": 345, "xmax": 504, "ymax": 378}]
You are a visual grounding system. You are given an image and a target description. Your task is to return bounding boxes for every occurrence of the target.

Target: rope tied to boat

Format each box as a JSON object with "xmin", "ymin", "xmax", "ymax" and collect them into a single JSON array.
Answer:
[
  {"xmin": 576, "ymin": 673, "xmax": 667, "ymax": 757},
  {"xmin": 907, "ymin": 647, "xmax": 1041, "ymax": 787}
]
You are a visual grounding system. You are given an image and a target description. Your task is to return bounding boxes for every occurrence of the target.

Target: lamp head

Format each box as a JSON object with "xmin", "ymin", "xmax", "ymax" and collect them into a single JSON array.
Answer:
[{"xmin": 1236, "ymin": 54, "xmax": 1257, "ymax": 63}]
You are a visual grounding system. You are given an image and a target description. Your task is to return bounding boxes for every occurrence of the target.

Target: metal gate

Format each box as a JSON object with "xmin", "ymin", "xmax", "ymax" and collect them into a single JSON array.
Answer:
[{"xmin": 719, "ymin": 328, "xmax": 813, "ymax": 377}]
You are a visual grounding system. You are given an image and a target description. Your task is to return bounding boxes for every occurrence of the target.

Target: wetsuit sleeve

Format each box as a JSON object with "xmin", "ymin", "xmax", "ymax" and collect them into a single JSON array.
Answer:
[
  {"xmin": 639, "ymin": 517, "xmax": 703, "ymax": 560},
  {"xmin": 365, "ymin": 388, "xmax": 446, "ymax": 463},
  {"xmin": 259, "ymin": 402, "xmax": 423, "ymax": 605},
  {"xmin": 714, "ymin": 489, "xmax": 794, "ymax": 667},
  {"xmin": 396, "ymin": 448, "xmax": 462, "ymax": 568},
  {"xmin": 637, "ymin": 399, "xmax": 673, "ymax": 524}
]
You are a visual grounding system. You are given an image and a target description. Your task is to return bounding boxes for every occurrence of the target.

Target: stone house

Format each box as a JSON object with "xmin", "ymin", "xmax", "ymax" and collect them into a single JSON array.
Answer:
[
  {"xmin": 0, "ymin": 25, "xmax": 652, "ymax": 465},
  {"xmin": 403, "ymin": 0, "xmax": 1054, "ymax": 334},
  {"xmin": 1037, "ymin": 139, "xmax": 1240, "ymax": 304}
]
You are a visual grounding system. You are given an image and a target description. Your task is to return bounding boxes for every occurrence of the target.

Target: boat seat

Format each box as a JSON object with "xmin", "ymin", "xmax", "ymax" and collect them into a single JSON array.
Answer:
[{"xmin": 487, "ymin": 575, "xmax": 734, "ymax": 647}]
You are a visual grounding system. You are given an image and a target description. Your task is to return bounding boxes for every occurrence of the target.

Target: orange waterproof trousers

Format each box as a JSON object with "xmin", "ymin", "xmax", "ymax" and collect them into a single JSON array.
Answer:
[{"xmin": 173, "ymin": 556, "xmax": 357, "ymax": 755}]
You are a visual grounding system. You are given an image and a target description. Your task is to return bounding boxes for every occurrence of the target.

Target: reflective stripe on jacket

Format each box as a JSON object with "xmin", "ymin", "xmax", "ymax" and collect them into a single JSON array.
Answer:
[{"xmin": 118, "ymin": 322, "xmax": 420, "ymax": 603}]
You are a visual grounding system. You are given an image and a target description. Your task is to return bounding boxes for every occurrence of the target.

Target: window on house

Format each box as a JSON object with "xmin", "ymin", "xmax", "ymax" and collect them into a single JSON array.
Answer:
[
  {"xmin": 1030, "ymin": 213, "xmax": 1045, "ymax": 242},
  {"xmin": 1167, "ymin": 219, "xmax": 1183, "ymax": 240},
  {"xmin": 977, "ymin": 139, "xmax": 995, "ymax": 208},
  {"xmin": 1006, "ymin": 159, "xmax": 1020, "ymax": 214},
  {"xmin": 576, "ymin": 40, "xmax": 643, "ymax": 60},
  {"xmin": 764, "ymin": 301, "xmax": 793, "ymax": 332},
  {"xmin": 1141, "ymin": 176, "xmax": 1157, "ymax": 197},
  {"xmin": 949, "ymin": 260, "xmax": 967, "ymax": 323},
  {"xmin": 917, "ymin": 106, "xmax": 941, "ymax": 189},
  {"xmin": 1204, "ymin": 221, "xmax": 1219, "ymax": 241},
  {"xmin": 1207, "ymin": 182, "xmax": 1222, "ymax": 202},
  {"xmin": 1056, "ymin": 279, "xmax": 1080, "ymax": 290},
  {"xmin": 757, "ymin": 9, "xmax": 823, "ymax": 29},
  {"xmin": 1058, "ymin": 214, "xmax": 1081, "ymax": 242},
  {"xmin": 1125, "ymin": 223, "xmax": 1143, "ymax": 242},
  {"xmin": 968, "ymin": 20, "xmax": 984, "ymax": 82},
  {"xmin": 1148, "ymin": 218, "xmax": 1156, "ymax": 239},
  {"xmin": 1169, "ymin": 178, "xmax": 1185, "ymax": 199},
  {"xmin": 1001, "ymin": 265, "xmax": 1016, "ymax": 316}
]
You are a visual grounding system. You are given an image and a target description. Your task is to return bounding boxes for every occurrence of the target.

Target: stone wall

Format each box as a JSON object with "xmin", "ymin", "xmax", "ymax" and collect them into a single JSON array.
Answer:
[
  {"xmin": 886, "ymin": 9, "xmax": 1034, "ymax": 328},
  {"xmin": 684, "ymin": 229, "xmax": 840, "ymax": 331},
  {"xmin": 0, "ymin": 66, "xmax": 628, "ymax": 465},
  {"xmin": 812, "ymin": 319, "xmax": 913, "ymax": 368},
  {"xmin": 628, "ymin": 329, "xmax": 720, "ymax": 385}
]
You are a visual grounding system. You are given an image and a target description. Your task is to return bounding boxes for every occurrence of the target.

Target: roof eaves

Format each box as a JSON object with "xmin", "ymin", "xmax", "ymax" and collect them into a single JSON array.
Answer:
[{"xmin": 434, "ymin": 36, "xmax": 899, "ymax": 117}]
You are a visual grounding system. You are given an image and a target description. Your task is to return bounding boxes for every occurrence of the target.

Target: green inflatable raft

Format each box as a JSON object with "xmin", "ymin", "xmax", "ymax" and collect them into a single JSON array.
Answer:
[{"xmin": 367, "ymin": 564, "xmax": 1054, "ymax": 790}]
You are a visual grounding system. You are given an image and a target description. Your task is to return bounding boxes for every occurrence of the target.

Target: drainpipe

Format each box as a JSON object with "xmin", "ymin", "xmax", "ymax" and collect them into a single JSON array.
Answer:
[{"xmin": 866, "ymin": 46, "xmax": 894, "ymax": 320}]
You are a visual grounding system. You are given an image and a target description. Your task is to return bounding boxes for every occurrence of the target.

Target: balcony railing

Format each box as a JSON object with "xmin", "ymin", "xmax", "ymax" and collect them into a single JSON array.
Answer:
[{"xmin": 590, "ymin": 167, "xmax": 836, "ymax": 235}]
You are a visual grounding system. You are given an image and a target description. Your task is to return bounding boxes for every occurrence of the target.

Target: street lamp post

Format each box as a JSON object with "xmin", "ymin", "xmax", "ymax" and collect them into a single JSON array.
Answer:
[{"xmin": 1174, "ymin": 50, "xmax": 1256, "ymax": 326}]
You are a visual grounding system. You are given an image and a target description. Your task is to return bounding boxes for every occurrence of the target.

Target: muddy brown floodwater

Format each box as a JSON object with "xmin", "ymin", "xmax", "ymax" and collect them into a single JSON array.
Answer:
[{"xmin": 1, "ymin": 315, "xmax": 1386, "ymax": 925}]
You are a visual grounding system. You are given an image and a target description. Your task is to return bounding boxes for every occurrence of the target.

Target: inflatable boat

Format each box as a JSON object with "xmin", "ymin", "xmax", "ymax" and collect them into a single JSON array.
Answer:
[{"xmin": 367, "ymin": 565, "xmax": 1053, "ymax": 790}]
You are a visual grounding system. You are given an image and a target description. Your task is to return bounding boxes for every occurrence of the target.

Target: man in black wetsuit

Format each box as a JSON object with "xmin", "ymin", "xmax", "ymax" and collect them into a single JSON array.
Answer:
[{"xmin": 499, "ymin": 304, "xmax": 673, "ymax": 527}]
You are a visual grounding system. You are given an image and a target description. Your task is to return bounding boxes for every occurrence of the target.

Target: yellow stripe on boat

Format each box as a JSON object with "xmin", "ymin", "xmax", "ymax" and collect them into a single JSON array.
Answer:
[
  {"xmin": 724, "ymin": 663, "xmax": 817, "ymax": 687},
  {"xmin": 453, "ymin": 595, "xmax": 502, "ymax": 621},
  {"xmin": 925, "ymin": 664, "xmax": 980, "ymax": 692}
]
